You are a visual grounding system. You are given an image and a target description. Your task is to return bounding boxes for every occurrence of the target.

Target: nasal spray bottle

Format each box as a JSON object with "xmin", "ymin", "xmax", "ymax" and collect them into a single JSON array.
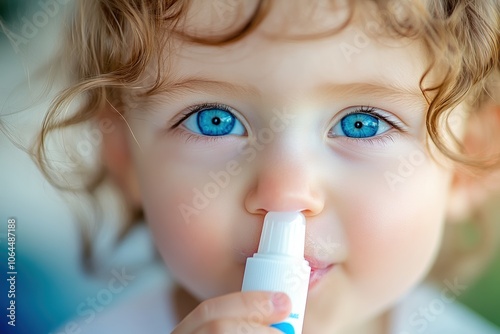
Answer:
[{"xmin": 241, "ymin": 212, "xmax": 311, "ymax": 334}]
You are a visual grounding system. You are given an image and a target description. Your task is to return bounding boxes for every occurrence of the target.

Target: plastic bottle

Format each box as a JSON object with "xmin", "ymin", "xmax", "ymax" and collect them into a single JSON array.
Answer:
[{"xmin": 241, "ymin": 211, "xmax": 311, "ymax": 334}]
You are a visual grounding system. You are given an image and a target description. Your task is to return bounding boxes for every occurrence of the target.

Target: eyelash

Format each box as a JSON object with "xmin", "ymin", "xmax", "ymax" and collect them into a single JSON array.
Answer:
[
  {"xmin": 348, "ymin": 106, "xmax": 405, "ymax": 132},
  {"xmin": 169, "ymin": 102, "xmax": 240, "ymax": 144},
  {"xmin": 328, "ymin": 105, "xmax": 407, "ymax": 147},
  {"xmin": 170, "ymin": 103, "xmax": 406, "ymax": 146},
  {"xmin": 170, "ymin": 102, "xmax": 232, "ymax": 129}
]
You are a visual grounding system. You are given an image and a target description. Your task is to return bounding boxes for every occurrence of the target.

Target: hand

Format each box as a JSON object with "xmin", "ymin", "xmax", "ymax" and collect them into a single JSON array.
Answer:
[{"xmin": 172, "ymin": 291, "xmax": 291, "ymax": 333}]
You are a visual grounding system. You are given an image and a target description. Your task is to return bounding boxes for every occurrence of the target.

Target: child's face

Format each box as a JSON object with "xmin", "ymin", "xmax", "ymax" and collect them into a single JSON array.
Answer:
[{"xmin": 123, "ymin": 1, "xmax": 458, "ymax": 332}]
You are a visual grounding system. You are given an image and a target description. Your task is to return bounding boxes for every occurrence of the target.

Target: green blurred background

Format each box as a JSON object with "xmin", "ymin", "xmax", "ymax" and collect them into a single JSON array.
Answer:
[
  {"xmin": 457, "ymin": 199, "xmax": 500, "ymax": 326},
  {"xmin": 459, "ymin": 249, "xmax": 500, "ymax": 326}
]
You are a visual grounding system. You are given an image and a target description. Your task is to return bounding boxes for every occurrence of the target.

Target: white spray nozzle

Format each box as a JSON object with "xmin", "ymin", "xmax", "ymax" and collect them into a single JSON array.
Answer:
[
  {"xmin": 257, "ymin": 211, "xmax": 306, "ymax": 259},
  {"xmin": 242, "ymin": 211, "xmax": 310, "ymax": 333}
]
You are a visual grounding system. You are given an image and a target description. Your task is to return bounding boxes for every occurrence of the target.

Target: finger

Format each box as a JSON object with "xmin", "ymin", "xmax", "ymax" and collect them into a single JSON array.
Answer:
[{"xmin": 172, "ymin": 291, "xmax": 291, "ymax": 334}]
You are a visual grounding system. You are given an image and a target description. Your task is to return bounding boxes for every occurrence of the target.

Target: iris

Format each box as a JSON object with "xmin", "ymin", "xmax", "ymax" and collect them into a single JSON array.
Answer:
[
  {"xmin": 197, "ymin": 109, "xmax": 235, "ymax": 136},
  {"xmin": 340, "ymin": 113, "xmax": 379, "ymax": 138}
]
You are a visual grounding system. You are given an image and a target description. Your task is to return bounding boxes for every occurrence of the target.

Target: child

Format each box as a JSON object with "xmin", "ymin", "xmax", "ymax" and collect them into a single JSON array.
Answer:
[{"xmin": 35, "ymin": 0, "xmax": 500, "ymax": 333}]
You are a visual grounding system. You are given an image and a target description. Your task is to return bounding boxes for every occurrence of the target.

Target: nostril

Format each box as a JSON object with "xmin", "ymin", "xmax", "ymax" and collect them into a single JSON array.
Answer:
[
  {"xmin": 300, "ymin": 209, "xmax": 315, "ymax": 217},
  {"xmin": 254, "ymin": 208, "xmax": 267, "ymax": 216}
]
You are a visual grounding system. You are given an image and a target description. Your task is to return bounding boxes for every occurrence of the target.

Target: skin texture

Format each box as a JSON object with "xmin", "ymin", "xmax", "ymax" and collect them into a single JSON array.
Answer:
[{"xmin": 106, "ymin": 1, "xmax": 471, "ymax": 333}]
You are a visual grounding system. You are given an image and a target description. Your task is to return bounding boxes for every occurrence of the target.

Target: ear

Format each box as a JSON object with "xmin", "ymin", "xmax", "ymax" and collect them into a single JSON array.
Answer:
[
  {"xmin": 99, "ymin": 102, "xmax": 142, "ymax": 209},
  {"xmin": 447, "ymin": 102, "xmax": 500, "ymax": 222}
]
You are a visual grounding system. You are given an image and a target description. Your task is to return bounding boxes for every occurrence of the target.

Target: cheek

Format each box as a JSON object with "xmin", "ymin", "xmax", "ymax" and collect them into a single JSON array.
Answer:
[
  {"xmin": 136, "ymin": 155, "xmax": 244, "ymax": 299},
  {"xmin": 343, "ymin": 157, "xmax": 451, "ymax": 304}
]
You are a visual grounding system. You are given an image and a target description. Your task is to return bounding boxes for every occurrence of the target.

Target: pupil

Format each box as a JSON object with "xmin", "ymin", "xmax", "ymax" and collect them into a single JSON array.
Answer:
[
  {"xmin": 354, "ymin": 121, "xmax": 363, "ymax": 129},
  {"xmin": 212, "ymin": 117, "xmax": 221, "ymax": 125}
]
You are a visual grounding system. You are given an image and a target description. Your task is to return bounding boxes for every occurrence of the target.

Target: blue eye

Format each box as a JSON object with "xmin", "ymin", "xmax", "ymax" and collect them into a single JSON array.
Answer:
[
  {"xmin": 332, "ymin": 111, "xmax": 392, "ymax": 138},
  {"xmin": 182, "ymin": 106, "xmax": 245, "ymax": 136}
]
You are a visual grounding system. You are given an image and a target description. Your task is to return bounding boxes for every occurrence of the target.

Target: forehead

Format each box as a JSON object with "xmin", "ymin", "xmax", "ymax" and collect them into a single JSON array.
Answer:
[
  {"xmin": 137, "ymin": 0, "xmax": 431, "ymax": 111},
  {"xmin": 146, "ymin": 0, "xmax": 431, "ymax": 106},
  {"xmin": 179, "ymin": 0, "xmax": 353, "ymax": 39},
  {"xmin": 177, "ymin": 0, "xmax": 419, "ymax": 43}
]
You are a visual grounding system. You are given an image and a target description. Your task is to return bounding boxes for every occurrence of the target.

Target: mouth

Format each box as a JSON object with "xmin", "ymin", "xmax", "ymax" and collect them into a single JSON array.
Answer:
[
  {"xmin": 239, "ymin": 250, "xmax": 335, "ymax": 290},
  {"xmin": 309, "ymin": 264, "xmax": 334, "ymax": 290},
  {"xmin": 306, "ymin": 256, "xmax": 335, "ymax": 290}
]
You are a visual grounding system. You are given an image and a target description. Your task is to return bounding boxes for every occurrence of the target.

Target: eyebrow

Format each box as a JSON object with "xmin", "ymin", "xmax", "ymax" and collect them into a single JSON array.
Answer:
[
  {"xmin": 154, "ymin": 77, "xmax": 261, "ymax": 100},
  {"xmin": 314, "ymin": 82, "xmax": 427, "ymax": 107},
  {"xmin": 152, "ymin": 77, "xmax": 427, "ymax": 109}
]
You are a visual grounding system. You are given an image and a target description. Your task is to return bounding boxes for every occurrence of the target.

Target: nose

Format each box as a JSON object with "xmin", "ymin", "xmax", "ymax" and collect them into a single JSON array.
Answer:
[{"xmin": 244, "ymin": 145, "xmax": 325, "ymax": 217}]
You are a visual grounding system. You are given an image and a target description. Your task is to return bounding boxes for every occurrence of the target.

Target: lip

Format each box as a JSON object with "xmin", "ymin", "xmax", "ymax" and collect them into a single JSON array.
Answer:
[
  {"xmin": 308, "ymin": 264, "xmax": 334, "ymax": 290},
  {"xmin": 306, "ymin": 257, "xmax": 335, "ymax": 290},
  {"xmin": 240, "ymin": 251, "xmax": 335, "ymax": 290}
]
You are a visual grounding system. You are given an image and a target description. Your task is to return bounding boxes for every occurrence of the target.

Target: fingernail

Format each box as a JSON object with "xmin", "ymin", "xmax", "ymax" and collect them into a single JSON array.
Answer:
[{"xmin": 271, "ymin": 292, "xmax": 289, "ymax": 312}]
